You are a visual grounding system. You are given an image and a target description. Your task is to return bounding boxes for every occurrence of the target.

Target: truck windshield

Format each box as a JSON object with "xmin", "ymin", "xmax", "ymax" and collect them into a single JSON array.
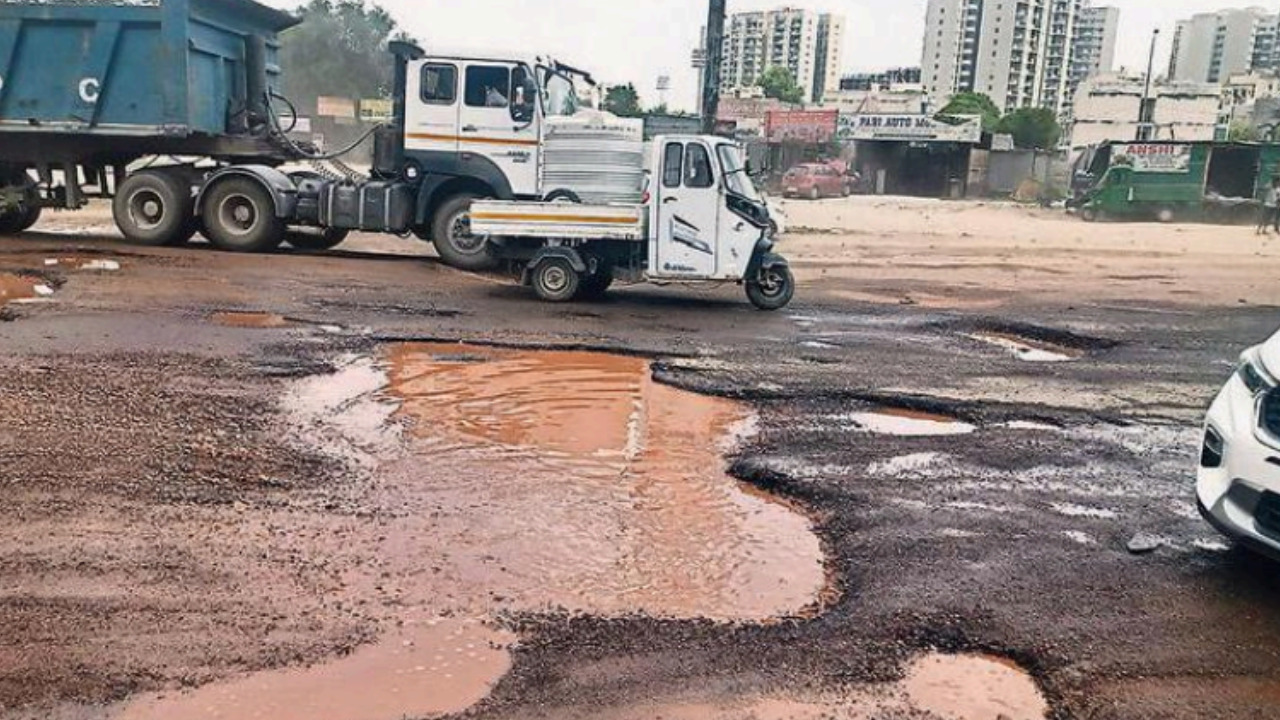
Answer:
[
  {"xmin": 540, "ymin": 68, "xmax": 579, "ymax": 117},
  {"xmin": 717, "ymin": 144, "xmax": 761, "ymax": 202}
]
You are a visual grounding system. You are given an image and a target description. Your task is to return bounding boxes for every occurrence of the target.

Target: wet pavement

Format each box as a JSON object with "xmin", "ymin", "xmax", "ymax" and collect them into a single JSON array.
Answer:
[{"xmin": 2, "ymin": 222, "xmax": 1280, "ymax": 720}]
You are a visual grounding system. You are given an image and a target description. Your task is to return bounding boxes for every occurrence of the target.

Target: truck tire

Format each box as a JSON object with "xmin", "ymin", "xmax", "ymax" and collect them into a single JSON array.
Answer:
[
  {"xmin": 531, "ymin": 257, "xmax": 581, "ymax": 302},
  {"xmin": 0, "ymin": 204, "xmax": 41, "ymax": 234},
  {"xmin": 747, "ymin": 264, "xmax": 795, "ymax": 311},
  {"xmin": 113, "ymin": 170, "xmax": 196, "ymax": 246},
  {"xmin": 431, "ymin": 193, "xmax": 499, "ymax": 271},
  {"xmin": 287, "ymin": 227, "xmax": 350, "ymax": 251},
  {"xmin": 0, "ymin": 168, "xmax": 42, "ymax": 234},
  {"xmin": 201, "ymin": 177, "xmax": 285, "ymax": 253}
]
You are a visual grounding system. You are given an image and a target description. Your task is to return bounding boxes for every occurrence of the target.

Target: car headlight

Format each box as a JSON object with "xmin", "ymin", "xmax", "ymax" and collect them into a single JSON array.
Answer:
[{"xmin": 1239, "ymin": 350, "xmax": 1274, "ymax": 396}]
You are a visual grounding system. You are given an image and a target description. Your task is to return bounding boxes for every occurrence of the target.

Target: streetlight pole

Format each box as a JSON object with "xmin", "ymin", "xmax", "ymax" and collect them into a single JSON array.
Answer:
[
  {"xmin": 1138, "ymin": 28, "xmax": 1160, "ymax": 141},
  {"xmin": 701, "ymin": 0, "xmax": 727, "ymax": 134}
]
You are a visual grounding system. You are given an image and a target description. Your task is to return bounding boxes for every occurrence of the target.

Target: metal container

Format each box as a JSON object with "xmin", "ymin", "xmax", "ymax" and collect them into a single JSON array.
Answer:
[
  {"xmin": 542, "ymin": 111, "xmax": 645, "ymax": 204},
  {"xmin": 0, "ymin": 0, "xmax": 297, "ymax": 148}
]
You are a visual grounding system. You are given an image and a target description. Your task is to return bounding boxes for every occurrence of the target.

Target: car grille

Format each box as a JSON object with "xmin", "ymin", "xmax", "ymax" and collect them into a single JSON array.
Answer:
[
  {"xmin": 1256, "ymin": 492, "xmax": 1280, "ymax": 537},
  {"xmin": 1262, "ymin": 390, "xmax": 1280, "ymax": 439}
]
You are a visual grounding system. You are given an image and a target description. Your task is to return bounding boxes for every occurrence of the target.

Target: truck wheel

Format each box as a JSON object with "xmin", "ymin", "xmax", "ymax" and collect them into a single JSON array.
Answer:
[
  {"xmin": 113, "ymin": 170, "xmax": 196, "ymax": 246},
  {"xmin": 0, "ymin": 204, "xmax": 41, "ymax": 234},
  {"xmin": 432, "ymin": 193, "xmax": 499, "ymax": 271},
  {"xmin": 287, "ymin": 227, "xmax": 350, "ymax": 251},
  {"xmin": 532, "ymin": 257, "xmax": 581, "ymax": 303},
  {"xmin": 201, "ymin": 177, "xmax": 285, "ymax": 253},
  {"xmin": 1155, "ymin": 206, "xmax": 1175, "ymax": 223},
  {"xmin": 747, "ymin": 264, "xmax": 795, "ymax": 311},
  {"xmin": 1080, "ymin": 206, "xmax": 1099, "ymax": 222},
  {"xmin": 809, "ymin": 187, "xmax": 820, "ymax": 201}
]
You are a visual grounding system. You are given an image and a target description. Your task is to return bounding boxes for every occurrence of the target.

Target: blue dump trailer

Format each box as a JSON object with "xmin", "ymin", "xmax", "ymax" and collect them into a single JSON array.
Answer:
[{"xmin": 0, "ymin": 0, "xmax": 303, "ymax": 235}]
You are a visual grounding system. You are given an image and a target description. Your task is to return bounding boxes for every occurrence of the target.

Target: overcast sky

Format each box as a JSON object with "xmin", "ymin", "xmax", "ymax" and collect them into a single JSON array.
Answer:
[{"xmin": 263, "ymin": 1, "xmax": 1273, "ymax": 111}]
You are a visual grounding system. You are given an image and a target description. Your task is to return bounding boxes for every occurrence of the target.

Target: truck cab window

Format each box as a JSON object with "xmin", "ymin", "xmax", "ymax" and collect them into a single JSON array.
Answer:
[
  {"xmin": 685, "ymin": 144, "xmax": 714, "ymax": 188},
  {"xmin": 466, "ymin": 65, "xmax": 511, "ymax": 108},
  {"xmin": 421, "ymin": 64, "xmax": 457, "ymax": 104},
  {"xmin": 663, "ymin": 142, "xmax": 684, "ymax": 188},
  {"xmin": 510, "ymin": 65, "xmax": 536, "ymax": 123}
]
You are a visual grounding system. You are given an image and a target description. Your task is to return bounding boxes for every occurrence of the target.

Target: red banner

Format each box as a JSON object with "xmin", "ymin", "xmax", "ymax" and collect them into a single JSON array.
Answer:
[{"xmin": 765, "ymin": 110, "xmax": 839, "ymax": 144}]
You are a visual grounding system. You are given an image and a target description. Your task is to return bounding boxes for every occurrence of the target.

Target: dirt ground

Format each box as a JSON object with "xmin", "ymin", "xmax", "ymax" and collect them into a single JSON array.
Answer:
[{"xmin": 2, "ymin": 197, "xmax": 1280, "ymax": 720}]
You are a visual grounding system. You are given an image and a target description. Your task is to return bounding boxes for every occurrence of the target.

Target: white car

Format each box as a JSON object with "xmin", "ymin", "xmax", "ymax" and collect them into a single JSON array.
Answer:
[{"xmin": 1198, "ymin": 330, "xmax": 1280, "ymax": 558}]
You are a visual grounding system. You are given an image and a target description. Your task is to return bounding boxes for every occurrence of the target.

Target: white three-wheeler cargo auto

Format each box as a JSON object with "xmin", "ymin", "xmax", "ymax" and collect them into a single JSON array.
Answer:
[{"xmin": 470, "ymin": 135, "xmax": 795, "ymax": 310}]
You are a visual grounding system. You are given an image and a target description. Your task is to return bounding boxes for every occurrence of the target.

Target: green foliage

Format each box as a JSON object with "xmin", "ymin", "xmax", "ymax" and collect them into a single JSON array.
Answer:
[
  {"xmin": 1229, "ymin": 120, "xmax": 1262, "ymax": 143},
  {"xmin": 938, "ymin": 92, "xmax": 1001, "ymax": 131},
  {"xmin": 759, "ymin": 66, "xmax": 805, "ymax": 104},
  {"xmin": 280, "ymin": 0, "xmax": 406, "ymax": 115},
  {"xmin": 996, "ymin": 107, "xmax": 1063, "ymax": 150},
  {"xmin": 604, "ymin": 84, "xmax": 643, "ymax": 118}
]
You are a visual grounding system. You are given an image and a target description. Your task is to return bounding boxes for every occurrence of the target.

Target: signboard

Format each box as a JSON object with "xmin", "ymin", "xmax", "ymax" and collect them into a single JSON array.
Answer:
[
  {"xmin": 765, "ymin": 110, "xmax": 839, "ymax": 144},
  {"xmin": 289, "ymin": 117, "xmax": 312, "ymax": 135},
  {"xmin": 316, "ymin": 96, "xmax": 356, "ymax": 119},
  {"xmin": 837, "ymin": 113, "xmax": 982, "ymax": 144},
  {"xmin": 360, "ymin": 98, "xmax": 394, "ymax": 123},
  {"xmin": 1111, "ymin": 143, "xmax": 1193, "ymax": 173}
]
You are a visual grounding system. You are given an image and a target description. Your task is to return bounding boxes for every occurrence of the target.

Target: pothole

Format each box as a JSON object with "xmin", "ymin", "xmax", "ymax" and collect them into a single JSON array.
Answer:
[
  {"xmin": 966, "ymin": 331, "xmax": 1084, "ymax": 363},
  {"xmin": 209, "ymin": 311, "xmax": 292, "ymax": 329},
  {"xmin": 0, "ymin": 272, "xmax": 53, "ymax": 307},
  {"xmin": 593, "ymin": 653, "xmax": 1047, "ymax": 720},
  {"xmin": 118, "ymin": 618, "xmax": 514, "ymax": 720},
  {"xmin": 845, "ymin": 407, "xmax": 977, "ymax": 437}
]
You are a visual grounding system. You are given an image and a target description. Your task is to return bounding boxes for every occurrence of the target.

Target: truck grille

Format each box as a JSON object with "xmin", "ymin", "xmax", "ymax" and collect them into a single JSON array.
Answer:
[{"xmin": 1262, "ymin": 390, "xmax": 1280, "ymax": 439}]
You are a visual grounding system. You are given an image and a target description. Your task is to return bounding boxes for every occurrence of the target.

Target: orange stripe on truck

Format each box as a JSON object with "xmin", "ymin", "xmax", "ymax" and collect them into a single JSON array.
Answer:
[
  {"xmin": 406, "ymin": 132, "xmax": 540, "ymax": 147},
  {"xmin": 471, "ymin": 212, "xmax": 638, "ymax": 224}
]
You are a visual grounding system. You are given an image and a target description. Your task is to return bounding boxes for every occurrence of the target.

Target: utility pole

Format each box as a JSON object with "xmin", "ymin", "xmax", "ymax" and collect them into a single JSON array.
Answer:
[
  {"xmin": 701, "ymin": 0, "xmax": 727, "ymax": 135},
  {"xmin": 1137, "ymin": 28, "xmax": 1160, "ymax": 141}
]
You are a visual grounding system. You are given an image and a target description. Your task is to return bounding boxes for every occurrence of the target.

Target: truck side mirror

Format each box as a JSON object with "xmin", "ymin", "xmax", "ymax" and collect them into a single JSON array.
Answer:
[{"xmin": 511, "ymin": 68, "xmax": 536, "ymax": 124}]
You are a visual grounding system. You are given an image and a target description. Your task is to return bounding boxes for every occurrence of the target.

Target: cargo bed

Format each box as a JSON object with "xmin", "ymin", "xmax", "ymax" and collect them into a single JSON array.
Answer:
[{"xmin": 471, "ymin": 200, "xmax": 647, "ymax": 242}]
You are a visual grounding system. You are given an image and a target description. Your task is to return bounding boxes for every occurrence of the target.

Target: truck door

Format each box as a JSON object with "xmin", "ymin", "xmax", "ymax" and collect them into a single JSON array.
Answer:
[
  {"xmin": 458, "ymin": 62, "xmax": 540, "ymax": 196},
  {"xmin": 654, "ymin": 140, "xmax": 719, "ymax": 278},
  {"xmin": 405, "ymin": 61, "xmax": 460, "ymax": 155}
]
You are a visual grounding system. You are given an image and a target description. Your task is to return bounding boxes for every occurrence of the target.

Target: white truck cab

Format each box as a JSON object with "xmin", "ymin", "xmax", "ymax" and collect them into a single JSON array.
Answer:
[
  {"xmin": 471, "ymin": 136, "xmax": 795, "ymax": 310},
  {"xmin": 390, "ymin": 45, "xmax": 596, "ymax": 269}
]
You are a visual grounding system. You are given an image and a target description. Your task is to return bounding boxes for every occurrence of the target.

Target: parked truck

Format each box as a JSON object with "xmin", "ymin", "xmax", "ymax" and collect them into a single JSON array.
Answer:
[
  {"xmin": 0, "ymin": 0, "xmax": 680, "ymax": 272},
  {"xmin": 1071, "ymin": 141, "xmax": 1280, "ymax": 223}
]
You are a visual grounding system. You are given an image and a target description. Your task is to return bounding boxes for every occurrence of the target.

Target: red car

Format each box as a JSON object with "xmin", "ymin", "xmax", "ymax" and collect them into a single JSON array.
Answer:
[{"xmin": 782, "ymin": 163, "xmax": 850, "ymax": 200}]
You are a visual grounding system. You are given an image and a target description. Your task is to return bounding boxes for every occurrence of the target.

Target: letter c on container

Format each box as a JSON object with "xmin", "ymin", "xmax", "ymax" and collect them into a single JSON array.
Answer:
[{"xmin": 79, "ymin": 78, "xmax": 101, "ymax": 104}]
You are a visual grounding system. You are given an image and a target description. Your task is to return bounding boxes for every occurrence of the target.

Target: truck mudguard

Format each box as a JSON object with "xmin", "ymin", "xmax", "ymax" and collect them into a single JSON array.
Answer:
[{"xmin": 409, "ymin": 150, "xmax": 515, "ymax": 224}]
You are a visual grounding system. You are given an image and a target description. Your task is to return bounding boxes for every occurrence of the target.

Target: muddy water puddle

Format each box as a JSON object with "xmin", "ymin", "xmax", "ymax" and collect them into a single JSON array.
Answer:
[
  {"xmin": 210, "ymin": 311, "xmax": 292, "ymax": 328},
  {"xmin": 967, "ymin": 331, "xmax": 1084, "ymax": 363},
  {"xmin": 846, "ymin": 407, "xmax": 977, "ymax": 437},
  {"xmin": 118, "ymin": 618, "xmax": 513, "ymax": 720},
  {"xmin": 377, "ymin": 342, "xmax": 827, "ymax": 620},
  {"xmin": 0, "ymin": 272, "xmax": 52, "ymax": 306},
  {"xmin": 596, "ymin": 653, "xmax": 1047, "ymax": 720}
]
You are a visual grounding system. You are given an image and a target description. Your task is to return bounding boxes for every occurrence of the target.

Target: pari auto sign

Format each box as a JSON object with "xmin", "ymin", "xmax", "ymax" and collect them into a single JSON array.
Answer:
[
  {"xmin": 1112, "ymin": 144, "xmax": 1193, "ymax": 173},
  {"xmin": 838, "ymin": 114, "xmax": 982, "ymax": 144}
]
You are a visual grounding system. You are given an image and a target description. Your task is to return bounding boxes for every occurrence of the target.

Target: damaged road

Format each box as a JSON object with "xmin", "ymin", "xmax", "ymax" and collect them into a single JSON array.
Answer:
[{"xmin": 3, "ymin": 201, "xmax": 1280, "ymax": 720}]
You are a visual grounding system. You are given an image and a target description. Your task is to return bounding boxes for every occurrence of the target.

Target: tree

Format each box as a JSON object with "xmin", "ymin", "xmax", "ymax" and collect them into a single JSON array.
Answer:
[
  {"xmin": 996, "ymin": 107, "xmax": 1063, "ymax": 150},
  {"xmin": 759, "ymin": 66, "xmax": 805, "ymax": 104},
  {"xmin": 279, "ymin": 0, "xmax": 407, "ymax": 116},
  {"xmin": 1229, "ymin": 120, "xmax": 1262, "ymax": 143},
  {"xmin": 938, "ymin": 92, "xmax": 1001, "ymax": 132},
  {"xmin": 604, "ymin": 84, "xmax": 643, "ymax": 118}
]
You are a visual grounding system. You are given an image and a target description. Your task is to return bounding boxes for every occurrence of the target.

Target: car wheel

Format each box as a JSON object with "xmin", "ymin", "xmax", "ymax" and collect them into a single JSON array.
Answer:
[
  {"xmin": 747, "ymin": 264, "xmax": 795, "ymax": 311},
  {"xmin": 532, "ymin": 257, "xmax": 581, "ymax": 302}
]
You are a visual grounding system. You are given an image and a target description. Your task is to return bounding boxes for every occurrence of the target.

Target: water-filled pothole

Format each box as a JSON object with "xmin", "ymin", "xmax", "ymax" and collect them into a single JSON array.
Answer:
[
  {"xmin": 846, "ymin": 407, "xmax": 977, "ymax": 437},
  {"xmin": 592, "ymin": 652, "xmax": 1047, "ymax": 720},
  {"xmin": 210, "ymin": 311, "xmax": 292, "ymax": 329},
  {"xmin": 119, "ymin": 618, "xmax": 513, "ymax": 720},
  {"xmin": 0, "ymin": 272, "xmax": 52, "ymax": 306},
  {"xmin": 967, "ymin": 331, "xmax": 1084, "ymax": 363}
]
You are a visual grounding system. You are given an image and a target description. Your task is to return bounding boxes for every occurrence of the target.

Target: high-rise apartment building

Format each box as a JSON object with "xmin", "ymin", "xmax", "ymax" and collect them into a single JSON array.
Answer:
[
  {"xmin": 1169, "ymin": 8, "xmax": 1280, "ymax": 84},
  {"xmin": 721, "ymin": 7, "xmax": 845, "ymax": 104},
  {"xmin": 1071, "ymin": 5, "xmax": 1119, "ymax": 86},
  {"xmin": 921, "ymin": 0, "xmax": 1118, "ymax": 117}
]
